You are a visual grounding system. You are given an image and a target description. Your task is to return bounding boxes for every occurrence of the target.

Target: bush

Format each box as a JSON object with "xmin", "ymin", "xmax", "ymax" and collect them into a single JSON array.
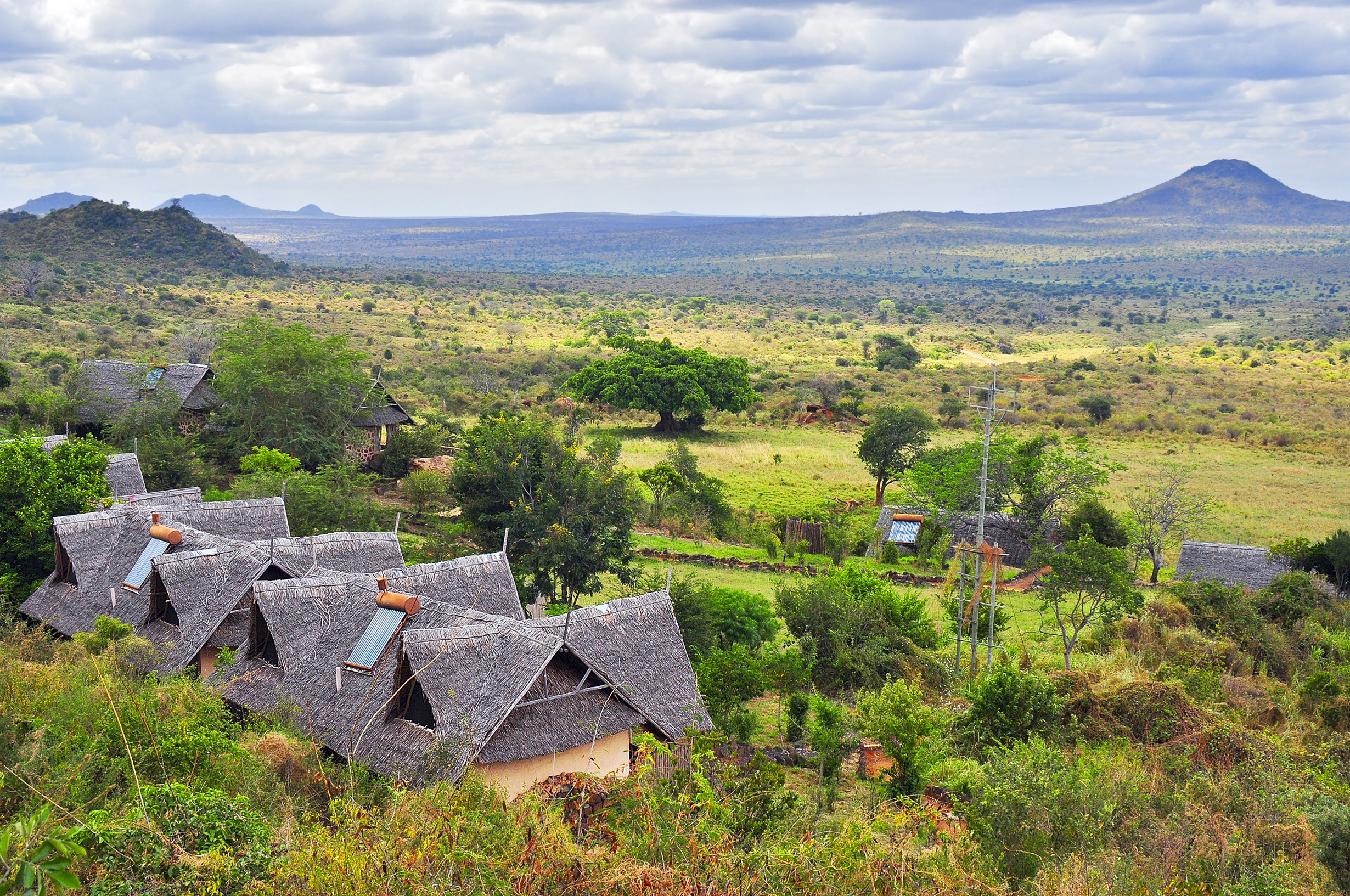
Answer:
[
  {"xmin": 785, "ymin": 692, "xmax": 810, "ymax": 743},
  {"xmin": 967, "ymin": 738, "xmax": 1112, "ymax": 884},
  {"xmin": 669, "ymin": 577, "xmax": 779, "ymax": 659},
  {"xmin": 777, "ymin": 566, "xmax": 938, "ymax": 692},
  {"xmin": 696, "ymin": 644, "xmax": 767, "ymax": 740},
  {"xmin": 856, "ymin": 678, "xmax": 946, "ymax": 796},
  {"xmin": 957, "ymin": 665, "xmax": 1063, "ymax": 753},
  {"xmin": 401, "ymin": 469, "xmax": 450, "ymax": 515},
  {"xmin": 1313, "ymin": 799, "xmax": 1350, "ymax": 892},
  {"xmin": 378, "ymin": 422, "xmax": 455, "ymax": 478}
]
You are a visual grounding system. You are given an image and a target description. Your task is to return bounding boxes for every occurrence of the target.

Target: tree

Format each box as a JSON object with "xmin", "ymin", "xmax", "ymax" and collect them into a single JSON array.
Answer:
[
  {"xmin": 856, "ymin": 678, "xmax": 945, "ymax": 795},
  {"xmin": 229, "ymin": 447, "xmax": 388, "ymax": 537},
  {"xmin": 957, "ymin": 665, "xmax": 1062, "ymax": 753},
  {"xmin": 638, "ymin": 462, "xmax": 683, "ymax": 525},
  {"xmin": 999, "ymin": 434, "xmax": 1111, "ymax": 544},
  {"xmin": 777, "ymin": 566, "xmax": 937, "ymax": 692},
  {"xmin": 857, "ymin": 405, "xmax": 937, "ymax": 505},
  {"xmin": 105, "ymin": 388, "xmax": 198, "ymax": 491},
  {"xmin": 937, "ymin": 396, "xmax": 964, "ymax": 427},
  {"xmin": 211, "ymin": 317, "xmax": 369, "ymax": 468},
  {"xmin": 1277, "ymin": 530, "xmax": 1350, "ymax": 595},
  {"xmin": 1127, "ymin": 471, "xmax": 1212, "ymax": 584},
  {"xmin": 668, "ymin": 576, "xmax": 779, "ymax": 658},
  {"xmin": 1039, "ymin": 536, "xmax": 1141, "ymax": 669},
  {"xmin": 639, "ymin": 442, "xmax": 732, "ymax": 537},
  {"xmin": 874, "ymin": 334, "xmax": 920, "ymax": 371},
  {"xmin": 450, "ymin": 414, "xmax": 636, "ymax": 605},
  {"xmin": 566, "ymin": 337, "xmax": 756, "ymax": 432},
  {"xmin": 0, "ymin": 436, "xmax": 108, "ymax": 615},
  {"xmin": 696, "ymin": 644, "xmax": 766, "ymax": 740},
  {"xmin": 1078, "ymin": 394, "xmax": 1115, "ymax": 424},
  {"xmin": 1063, "ymin": 497, "xmax": 1130, "ymax": 549},
  {"xmin": 808, "ymin": 696, "xmax": 848, "ymax": 809}
]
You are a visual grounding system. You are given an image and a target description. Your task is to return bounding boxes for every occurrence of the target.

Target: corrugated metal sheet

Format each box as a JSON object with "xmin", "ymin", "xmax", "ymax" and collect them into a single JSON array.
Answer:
[
  {"xmin": 345, "ymin": 606, "xmax": 406, "ymax": 670},
  {"xmin": 123, "ymin": 538, "xmax": 171, "ymax": 588},
  {"xmin": 144, "ymin": 367, "xmax": 165, "ymax": 388},
  {"xmin": 886, "ymin": 519, "xmax": 922, "ymax": 544}
]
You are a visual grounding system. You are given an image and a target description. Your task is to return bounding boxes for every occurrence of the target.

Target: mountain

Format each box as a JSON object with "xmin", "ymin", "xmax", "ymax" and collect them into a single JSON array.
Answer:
[
  {"xmin": 157, "ymin": 194, "xmax": 338, "ymax": 219},
  {"xmin": 7, "ymin": 192, "xmax": 97, "ymax": 215},
  {"xmin": 0, "ymin": 199, "xmax": 285, "ymax": 277},
  {"xmin": 1036, "ymin": 159, "xmax": 1350, "ymax": 224}
]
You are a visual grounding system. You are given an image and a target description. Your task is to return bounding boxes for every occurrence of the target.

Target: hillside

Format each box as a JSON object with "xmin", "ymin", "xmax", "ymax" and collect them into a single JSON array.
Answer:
[
  {"xmin": 0, "ymin": 199, "xmax": 285, "ymax": 278},
  {"xmin": 157, "ymin": 194, "xmax": 338, "ymax": 219}
]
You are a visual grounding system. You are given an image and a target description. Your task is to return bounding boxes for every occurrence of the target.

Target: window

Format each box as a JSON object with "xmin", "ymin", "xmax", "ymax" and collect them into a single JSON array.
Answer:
[
  {"xmin": 148, "ymin": 580, "xmax": 179, "ymax": 625},
  {"xmin": 393, "ymin": 655, "xmax": 436, "ymax": 729},
  {"xmin": 251, "ymin": 605, "xmax": 279, "ymax": 666}
]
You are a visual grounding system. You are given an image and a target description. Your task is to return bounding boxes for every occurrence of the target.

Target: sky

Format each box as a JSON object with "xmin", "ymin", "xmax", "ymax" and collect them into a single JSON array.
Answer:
[{"xmin": 1, "ymin": 0, "xmax": 1347, "ymax": 217}]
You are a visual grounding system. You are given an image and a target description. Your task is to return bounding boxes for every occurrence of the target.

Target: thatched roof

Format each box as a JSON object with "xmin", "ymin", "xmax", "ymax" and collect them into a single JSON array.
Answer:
[
  {"xmin": 874, "ymin": 505, "xmax": 1046, "ymax": 567},
  {"xmin": 105, "ymin": 453, "xmax": 147, "ymax": 495},
  {"xmin": 380, "ymin": 553, "xmax": 522, "ymax": 620},
  {"xmin": 352, "ymin": 378, "xmax": 412, "ymax": 429},
  {"xmin": 1176, "ymin": 541, "xmax": 1289, "ymax": 590},
  {"xmin": 19, "ymin": 496, "xmax": 290, "ymax": 638},
  {"xmin": 74, "ymin": 360, "xmax": 218, "ymax": 423},
  {"xmin": 529, "ymin": 591, "xmax": 711, "ymax": 739},
  {"xmin": 213, "ymin": 573, "xmax": 706, "ymax": 783}
]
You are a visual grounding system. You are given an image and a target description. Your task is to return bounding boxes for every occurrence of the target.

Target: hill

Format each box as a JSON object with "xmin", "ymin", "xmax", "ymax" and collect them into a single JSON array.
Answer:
[
  {"xmin": 1038, "ymin": 159, "xmax": 1350, "ymax": 224},
  {"xmin": 157, "ymin": 194, "xmax": 338, "ymax": 219},
  {"xmin": 210, "ymin": 159, "xmax": 1350, "ymax": 274},
  {"xmin": 6, "ymin": 192, "xmax": 96, "ymax": 215},
  {"xmin": 0, "ymin": 199, "xmax": 285, "ymax": 278}
]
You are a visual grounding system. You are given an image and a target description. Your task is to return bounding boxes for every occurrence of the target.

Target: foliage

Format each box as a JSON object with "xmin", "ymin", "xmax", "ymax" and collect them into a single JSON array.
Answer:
[
  {"xmin": 856, "ymin": 678, "xmax": 946, "ymax": 796},
  {"xmin": 957, "ymin": 665, "xmax": 1063, "ymax": 753},
  {"xmin": 0, "ymin": 436, "xmax": 108, "ymax": 615},
  {"xmin": 1063, "ymin": 497, "xmax": 1130, "ymax": 549},
  {"xmin": 104, "ymin": 390, "xmax": 197, "ymax": 491},
  {"xmin": 856, "ymin": 405, "xmax": 936, "ymax": 506},
  {"xmin": 1277, "ymin": 529, "xmax": 1350, "ymax": 594},
  {"xmin": 82, "ymin": 783, "xmax": 272, "ymax": 896},
  {"xmin": 777, "ymin": 566, "xmax": 937, "ymax": 692},
  {"xmin": 1311, "ymin": 798, "xmax": 1350, "ymax": 893},
  {"xmin": 211, "ymin": 317, "xmax": 369, "ymax": 468},
  {"xmin": 639, "ymin": 442, "xmax": 733, "ymax": 537},
  {"xmin": 229, "ymin": 450, "xmax": 389, "ymax": 537},
  {"xmin": 400, "ymin": 470, "xmax": 449, "ymax": 515},
  {"xmin": 377, "ymin": 422, "xmax": 455, "ymax": 479},
  {"xmin": 807, "ymin": 696, "xmax": 848, "ymax": 799},
  {"xmin": 873, "ymin": 334, "xmax": 920, "ymax": 371},
  {"xmin": 967, "ymin": 738, "xmax": 1114, "ymax": 884},
  {"xmin": 668, "ymin": 575, "xmax": 779, "ymax": 658},
  {"xmin": 450, "ymin": 414, "xmax": 635, "ymax": 604},
  {"xmin": 696, "ymin": 645, "xmax": 767, "ymax": 739},
  {"xmin": 1078, "ymin": 394, "xmax": 1116, "ymax": 424},
  {"xmin": 0, "ymin": 806, "xmax": 84, "ymax": 895},
  {"xmin": 566, "ymin": 337, "xmax": 757, "ymax": 432},
  {"xmin": 1039, "ymin": 535, "xmax": 1142, "ymax": 669},
  {"xmin": 785, "ymin": 692, "xmax": 810, "ymax": 743}
]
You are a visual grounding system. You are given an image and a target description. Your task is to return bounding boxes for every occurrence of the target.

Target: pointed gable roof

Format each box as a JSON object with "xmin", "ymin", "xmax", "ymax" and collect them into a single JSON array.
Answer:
[
  {"xmin": 352, "ymin": 377, "xmax": 412, "ymax": 428},
  {"xmin": 379, "ymin": 553, "xmax": 522, "ymax": 620},
  {"xmin": 528, "ymin": 591, "xmax": 711, "ymax": 738},
  {"xmin": 105, "ymin": 453, "xmax": 147, "ymax": 495},
  {"xmin": 75, "ymin": 360, "xmax": 217, "ymax": 423}
]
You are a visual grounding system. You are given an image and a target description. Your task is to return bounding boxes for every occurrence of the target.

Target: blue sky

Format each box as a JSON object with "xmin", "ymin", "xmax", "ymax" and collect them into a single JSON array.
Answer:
[{"xmin": 1, "ymin": 0, "xmax": 1347, "ymax": 216}]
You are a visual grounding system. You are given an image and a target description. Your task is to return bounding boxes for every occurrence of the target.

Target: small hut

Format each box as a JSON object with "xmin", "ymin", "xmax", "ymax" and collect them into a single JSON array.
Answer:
[
  {"xmin": 1176, "ymin": 541, "xmax": 1289, "ymax": 590},
  {"xmin": 72, "ymin": 360, "xmax": 219, "ymax": 434},
  {"xmin": 350, "ymin": 376, "xmax": 413, "ymax": 465}
]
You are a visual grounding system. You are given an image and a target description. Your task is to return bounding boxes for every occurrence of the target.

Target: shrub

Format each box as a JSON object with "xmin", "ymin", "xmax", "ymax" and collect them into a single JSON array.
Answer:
[
  {"xmin": 785, "ymin": 692, "xmax": 810, "ymax": 743},
  {"xmin": 856, "ymin": 679, "xmax": 946, "ymax": 796},
  {"xmin": 958, "ymin": 665, "xmax": 1063, "ymax": 753},
  {"xmin": 400, "ymin": 469, "xmax": 450, "ymax": 515},
  {"xmin": 1313, "ymin": 799, "xmax": 1350, "ymax": 892},
  {"xmin": 696, "ymin": 644, "xmax": 767, "ymax": 740},
  {"xmin": 669, "ymin": 577, "xmax": 779, "ymax": 658}
]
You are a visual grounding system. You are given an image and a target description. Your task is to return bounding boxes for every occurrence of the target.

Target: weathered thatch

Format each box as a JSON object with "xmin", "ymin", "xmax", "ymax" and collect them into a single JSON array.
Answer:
[
  {"xmin": 380, "ymin": 553, "xmax": 523, "ymax": 620},
  {"xmin": 268, "ymin": 531, "xmax": 405, "ymax": 577},
  {"xmin": 105, "ymin": 453, "xmax": 147, "ymax": 495},
  {"xmin": 74, "ymin": 360, "xmax": 217, "ymax": 424},
  {"xmin": 529, "ymin": 591, "xmax": 711, "ymax": 739},
  {"xmin": 352, "ymin": 379, "xmax": 412, "ymax": 429},
  {"xmin": 19, "ymin": 496, "xmax": 290, "ymax": 638},
  {"xmin": 1176, "ymin": 541, "xmax": 1289, "ymax": 590},
  {"xmin": 872, "ymin": 504, "xmax": 1047, "ymax": 567}
]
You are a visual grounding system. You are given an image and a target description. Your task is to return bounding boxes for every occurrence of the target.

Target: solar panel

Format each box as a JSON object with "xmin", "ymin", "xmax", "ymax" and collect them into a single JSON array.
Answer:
[
  {"xmin": 887, "ymin": 520, "xmax": 922, "ymax": 545},
  {"xmin": 123, "ymin": 538, "xmax": 171, "ymax": 589},
  {"xmin": 144, "ymin": 367, "xmax": 165, "ymax": 388},
  {"xmin": 345, "ymin": 606, "xmax": 407, "ymax": 670}
]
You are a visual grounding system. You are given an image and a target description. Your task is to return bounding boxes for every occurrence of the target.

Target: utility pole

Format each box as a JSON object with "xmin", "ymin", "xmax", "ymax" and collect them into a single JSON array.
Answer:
[{"xmin": 963, "ymin": 367, "xmax": 1012, "ymax": 676}]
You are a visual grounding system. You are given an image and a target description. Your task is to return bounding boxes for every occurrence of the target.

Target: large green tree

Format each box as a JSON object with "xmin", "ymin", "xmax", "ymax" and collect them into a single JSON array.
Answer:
[
  {"xmin": 566, "ymin": 338, "xmax": 756, "ymax": 432},
  {"xmin": 450, "ymin": 415, "xmax": 636, "ymax": 605},
  {"xmin": 211, "ymin": 318, "xmax": 369, "ymax": 468},
  {"xmin": 0, "ymin": 436, "xmax": 108, "ymax": 614},
  {"xmin": 857, "ymin": 405, "xmax": 936, "ymax": 505}
]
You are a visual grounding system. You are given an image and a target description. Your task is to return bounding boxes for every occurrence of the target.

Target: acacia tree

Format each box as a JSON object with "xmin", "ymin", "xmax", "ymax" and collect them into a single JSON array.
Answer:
[
  {"xmin": 1127, "ymin": 470, "xmax": 1212, "ymax": 584},
  {"xmin": 566, "ymin": 338, "xmax": 756, "ymax": 433},
  {"xmin": 211, "ymin": 317, "xmax": 368, "ymax": 468},
  {"xmin": 450, "ymin": 414, "xmax": 636, "ymax": 606},
  {"xmin": 857, "ymin": 405, "xmax": 936, "ymax": 505},
  {"xmin": 1039, "ymin": 535, "xmax": 1141, "ymax": 669}
]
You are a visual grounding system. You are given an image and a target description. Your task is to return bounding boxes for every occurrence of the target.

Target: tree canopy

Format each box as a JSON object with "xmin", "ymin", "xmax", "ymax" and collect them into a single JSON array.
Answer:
[
  {"xmin": 0, "ymin": 436, "xmax": 108, "ymax": 614},
  {"xmin": 211, "ymin": 318, "xmax": 369, "ymax": 469},
  {"xmin": 450, "ymin": 414, "xmax": 636, "ymax": 605},
  {"xmin": 857, "ymin": 405, "xmax": 936, "ymax": 506},
  {"xmin": 566, "ymin": 337, "xmax": 757, "ymax": 432},
  {"xmin": 873, "ymin": 334, "xmax": 921, "ymax": 371},
  {"xmin": 1039, "ymin": 535, "xmax": 1141, "ymax": 669}
]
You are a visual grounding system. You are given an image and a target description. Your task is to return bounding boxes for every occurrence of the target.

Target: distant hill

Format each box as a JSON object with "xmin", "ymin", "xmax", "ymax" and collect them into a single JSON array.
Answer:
[
  {"xmin": 7, "ymin": 192, "xmax": 96, "ymax": 215},
  {"xmin": 1035, "ymin": 159, "xmax": 1350, "ymax": 224},
  {"xmin": 157, "ymin": 194, "xmax": 338, "ymax": 219},
  {"xmin": 0, "ymin": 199, "xmax": 285, "ymax": 277}
]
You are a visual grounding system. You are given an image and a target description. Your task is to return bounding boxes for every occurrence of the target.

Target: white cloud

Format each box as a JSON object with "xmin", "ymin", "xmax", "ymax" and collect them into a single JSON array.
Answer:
[{"xmin": 0, "ymin": 0, "xmax": 1346, "ymax": 215}]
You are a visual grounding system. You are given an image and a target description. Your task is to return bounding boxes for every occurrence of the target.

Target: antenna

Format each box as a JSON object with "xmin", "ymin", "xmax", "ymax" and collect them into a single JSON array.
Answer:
[{"xmin": 132, "ymin": 435, "xmax": 139, "ymax": 456}]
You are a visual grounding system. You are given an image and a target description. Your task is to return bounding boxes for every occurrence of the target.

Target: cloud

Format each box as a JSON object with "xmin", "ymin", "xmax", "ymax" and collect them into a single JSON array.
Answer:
[{"xmin": 0, "ymin": 0, "xmax": 1346, "ymax": 215}]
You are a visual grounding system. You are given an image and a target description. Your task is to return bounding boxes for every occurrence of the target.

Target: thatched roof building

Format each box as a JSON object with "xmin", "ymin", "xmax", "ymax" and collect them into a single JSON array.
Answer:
[
  {"xmin": 73, "ymin": 360, "xmax": 219, "ymax": 427},
  {"xmin": 213, "ymin": 569, "xmax": 708, "ymax": 794},
  {"xmin": 873, "ymin": 505, "xmax": 1045, "ymax": 567},
  {"xmin": 3, "ymin": 434, "xmax": 147, "ymax": 497},
  {"xmin": 349, "ymin": 376, "xmax": 413, "ymax": 465},
  {"xmin": 1176, "ymin": 541, "xmax": 1289, "ymax": 590},
  {"xmin": 380, "ymin": 553, "xmax": 523, "ymax": 620},
  {"xmin": 19, "ymin": 495, "xmax": 289, "ymax": 638}
]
